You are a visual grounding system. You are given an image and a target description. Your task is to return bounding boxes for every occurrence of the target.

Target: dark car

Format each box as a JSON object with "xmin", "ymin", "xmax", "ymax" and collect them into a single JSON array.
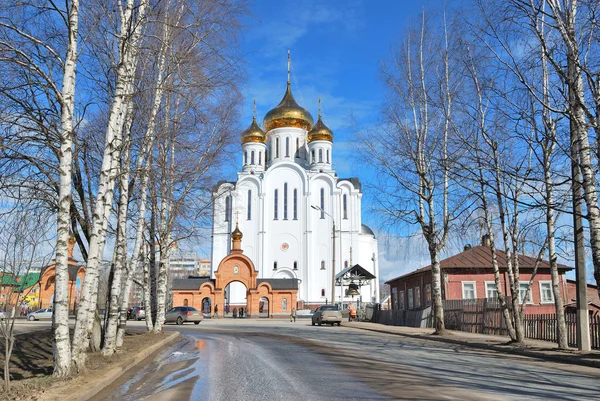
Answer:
[
  {"xmin": 129, "ymin": 306, "xmax": 146, "ymax": 321},
  {"xmin": 311, "ymin": 305, "xmax": 342, "ymax": 326},
  {"xmin": 165, "ymin": 306, "xmax": 203, "ymax": 325}
]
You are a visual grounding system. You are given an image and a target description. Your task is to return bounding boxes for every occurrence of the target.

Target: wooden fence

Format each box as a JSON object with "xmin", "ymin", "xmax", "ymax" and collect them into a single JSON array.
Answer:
[{"xmin": 372, "ymin": 298, "xmax": 600, "ymax": 349}]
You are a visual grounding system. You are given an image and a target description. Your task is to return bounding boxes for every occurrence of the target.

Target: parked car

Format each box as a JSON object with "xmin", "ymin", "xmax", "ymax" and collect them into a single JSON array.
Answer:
[
  {"xmin": 311, "ymin": 305, "xmax": 342, "ymax": 326},
  {"xmin": 165, "ymin": 306, "xmax": 203, "ymax": 325},
  {"xmin": 27, "ymin": 308, "xmax": 53, "ymax": 321},
  {"xmin": 130, "ymin": 306, "xmax": 145, "ymax": 321}
]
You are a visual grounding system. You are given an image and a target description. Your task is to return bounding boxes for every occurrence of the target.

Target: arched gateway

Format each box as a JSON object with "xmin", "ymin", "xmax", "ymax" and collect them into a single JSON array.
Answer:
[{"xmin": 172, "ymin": 222, "xmax": 298, "ymax": 318}]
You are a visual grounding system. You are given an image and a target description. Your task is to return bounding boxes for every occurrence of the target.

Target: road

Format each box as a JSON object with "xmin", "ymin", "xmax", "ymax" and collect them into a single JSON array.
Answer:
[{"xmin": 89, "ymin": 319, "xmax": 600, "ymax": 401}]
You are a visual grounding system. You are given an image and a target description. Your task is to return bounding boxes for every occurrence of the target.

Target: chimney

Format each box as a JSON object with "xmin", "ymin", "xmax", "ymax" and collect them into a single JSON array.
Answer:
[
  {"xmin": 481, "ymin": 234, "xmax": 491, "ymax": 247},
  {"xmin": 68, "ymin": 235, "xmax": 77, "ymax": 259},
  {"xmin": 464, "ymin": 244, "xmax": 472, "ymax": 251}
]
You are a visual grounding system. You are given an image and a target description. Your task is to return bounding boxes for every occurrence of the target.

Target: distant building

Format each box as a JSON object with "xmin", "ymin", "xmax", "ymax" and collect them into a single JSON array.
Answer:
[
  {"xmin": 386, "ymin": 236, "xmax": 573, "ymax": 314},
  {"xmin": 169, "ymin": 251, "xmax": 209, "ymax": 279}
]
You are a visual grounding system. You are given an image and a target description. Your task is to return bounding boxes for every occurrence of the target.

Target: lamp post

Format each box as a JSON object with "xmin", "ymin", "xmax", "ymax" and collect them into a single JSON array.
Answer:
[{"xmin": 311, "ymin": 205, "xmax": 335, "ymax": 306}]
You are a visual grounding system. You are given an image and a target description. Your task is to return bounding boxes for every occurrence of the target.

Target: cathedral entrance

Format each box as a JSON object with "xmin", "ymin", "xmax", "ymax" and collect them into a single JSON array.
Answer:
[
  {"xmin": 258, "ymin": 297, "xmax": 270, "ymax": 318},
  {"xmin": 225, "ymin": 281, "xmax": 248, "ymax": 318}
]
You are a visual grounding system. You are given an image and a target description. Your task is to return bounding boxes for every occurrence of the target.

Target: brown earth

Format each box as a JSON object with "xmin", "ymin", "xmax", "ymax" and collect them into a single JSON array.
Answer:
[{"xmin": 0, "ymin": 329, "xmax": 170, "ymax": 401}]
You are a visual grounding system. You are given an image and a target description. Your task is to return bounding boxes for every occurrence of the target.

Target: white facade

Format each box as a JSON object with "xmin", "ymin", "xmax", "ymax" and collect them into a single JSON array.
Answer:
[{"xmin": 211, "ymin": 88, "xmax": 379, "ymax": 307}]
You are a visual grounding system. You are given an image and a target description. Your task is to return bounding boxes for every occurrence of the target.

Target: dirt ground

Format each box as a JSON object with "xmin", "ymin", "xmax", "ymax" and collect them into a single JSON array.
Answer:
[{"xmin": 0, "ymin": 329, "xmax": 170, "ymax": 401}]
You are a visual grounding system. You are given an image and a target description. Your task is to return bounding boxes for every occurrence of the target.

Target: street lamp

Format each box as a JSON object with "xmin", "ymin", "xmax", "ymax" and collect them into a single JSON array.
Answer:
[{"xmin": 311, "ymin": 205, "xmax": 335, "ymax": 306}]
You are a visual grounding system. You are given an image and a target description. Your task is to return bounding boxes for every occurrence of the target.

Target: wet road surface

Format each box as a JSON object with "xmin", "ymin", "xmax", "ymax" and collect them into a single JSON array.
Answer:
[{"xmin": 93, "ymin": 320, "xmax": 600, "ymax": 400}]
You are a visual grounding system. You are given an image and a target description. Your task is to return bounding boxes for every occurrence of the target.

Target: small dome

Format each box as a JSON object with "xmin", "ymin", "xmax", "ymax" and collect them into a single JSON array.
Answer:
[
  {"xmin": 307, "ymin": 115, "xmax": 333, "ymax": 142},
  {"xmin": 361, "ymin": 224, "xmax": 375, "ymax": 238},
  {"xmin": 241, "ymin": 116, "xmax": 266, "ymax": 144},
  {"xmin": 231, "ymin": 222, "xmax": 243, "ymax": 241},
  {"xmin": 264, "ymin": 82, "xmax": 313, "ymax": 131}
]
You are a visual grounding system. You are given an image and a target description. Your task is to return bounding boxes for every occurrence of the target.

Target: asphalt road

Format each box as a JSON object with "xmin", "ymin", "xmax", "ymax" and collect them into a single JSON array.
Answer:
[{"xmin": 93, "ymin": 320, "xmax": 600, "ymax": 400}]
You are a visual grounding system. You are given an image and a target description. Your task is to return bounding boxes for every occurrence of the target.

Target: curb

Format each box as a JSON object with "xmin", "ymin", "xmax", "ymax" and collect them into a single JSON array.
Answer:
[
  {"xmin": 75, "ymin": 331, "xmax": 180, "ymax": 401},
  {"xmin": 346, "ymin": 324, "xmax": 600, "ymax": 370}
]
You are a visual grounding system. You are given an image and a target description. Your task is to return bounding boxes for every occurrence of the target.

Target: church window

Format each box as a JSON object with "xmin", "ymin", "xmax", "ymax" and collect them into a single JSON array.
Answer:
[
  {"xmin": 293, "ymin": 261, "xmax": 298, "ymax": 270},
  {"xmin": 276, "ymin": 138, "xmax": 280, "ymax": 158},
  {"xmin": 251, "ymin": 151, "xmax": 255, "ymax": 165},
  {"xmin": 259, "ymin": 151, "xmax": 262, "ymax": 165},
  {"xmin": 293, "ymin": 189, "xmax": 298, "ymax": 220},
  {"xmin": 320, "ymin": 188, "xmax": 325, "ymax": 218},
  {"xmin": 285, "ymin": 137, "xmax": 290, "ymax": 157},
  {"xmin": 225, "ymin": 196, "xmax": 231, "ymax": 221},
  {"xmin": 247, "ymin": 190, "xmax": 252, "ymax": 220},
  {"xmin": 274, "ymin": 261, "xmax": 278, "ymax": 270},
  {"xmin": 311, "ymin": 150, "xmax": 315, "ymax": 163},
  {"xmin": 321, "ymin": 289, "xmax": 326, "ymax": 297},
  {"xmin": 244, "ymin": 151, "xmax": 248, "ymax": 165},
  {"xmin": 283, "ymin": 183, "xmax": 288, "ymax": 219},
  {"xmin": 274, "ymin": 189, "xmax": 278, "ymax": 220},
  {"xmin": 321, "ymin": 260, "xmax": 325, "ymax": 270},
  {"xmin": 343, "ymin": 194, "xmax": 348, "ymax": 219},
  {"xmin": 326, "ymin": 149, "xmax": 330, "ymax": 163},
  {"xmin": 319, "ymin": 149, "xmax": 323, "ymax": 163},
  {"xmin": 345, "ymin": 260, "xmax": 348, "ymax": 268},
  {"xmin": 282, "ymin": 298, "xmax": 287, "ymax": 311},
  {"xmin": 296, "ymin": 137, "xmax": 299, "ymax": 151},
  {"xmin": 183, "ymin": 299, "xmax": 188, "ymax": 306}
]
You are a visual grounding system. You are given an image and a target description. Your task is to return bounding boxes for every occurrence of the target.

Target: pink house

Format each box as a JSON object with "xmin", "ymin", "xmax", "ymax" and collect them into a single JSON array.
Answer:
[{"xmin": 386, "ymin": 240, "xmax": 573, "ymax": 314}]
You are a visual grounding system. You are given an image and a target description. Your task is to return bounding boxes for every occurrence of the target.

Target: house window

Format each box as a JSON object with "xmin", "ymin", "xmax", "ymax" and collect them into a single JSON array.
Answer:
[
  {"xmin": 319, "ymin": 149, "xmax": 323, "ymax": 162},
  {"xmin": 462, "ymin": 282, "xmax": 476, "ymax": 300},
  {"xmin": 283, "ymin": 183, "xmax": 288, "ymax": 220},
  {"xmin": 293, "ymin": 261, "xmax": 298, "ymax": 270},
  {"xmin": 539, "ymin": 281, "xmax": 554, "ymax": 303},
  {"xmin": 326, "ymin": 149, "xmax": 330, "ymax": 163},
  {"xmin": 407, "ymin": 288, "xmax": 414, "ymax": 309},
  {"xmin": 285, "ymin": 137, "xmax": 290, "ymax": 157},
  {"xmin": 247, "ymin": 190, "xmax": 252, "ymax": 220},
  {"xmin": 343, "ymin": 195, "xmax": 348, "ymax": 219},
  {"xmin": 425, "ymin": 284, "xmax": 431, "ymax": 306},
  {"xmin": 293, "ymin": 189, "xmax": 298, "ymax": 220},
  {"xmin": 399, "ymin": 290, "xmax": 405, "ymax": 310},
  {"xmin": 320, "ymin": 188, "xmax": 325, "ymax": 218},
  {"xmin": 282, "ymin": 298, "xmax": 287, "ymax": 311},
  {"xmin": 273, "ymin": 262, "xmax": 278, "ymax": 270},
  {"xmin": 321, "ymin": 289, "xmax": 326, "ymax": 297},
  {"xmin": 259, "ymin": 151, "xmax": 262, "ymax": 165},
  {"xmin": 519, "ymin": 283, "xmax": 533, "ymax": 304},
  {"xmin": 276, "ymin": 137, "xmax": 280, "ymax": 158},
  {"xmin": 183, "ymin": 299, "xmax": 188, "ymax": 306},
  {"xmin": 251, "ymin": 151, "xmax": 255, "ymax": 165},
  {"xmin": 320, "ymin": 261, "xmax": 325, "ymax": 270},
  {"xmin": 244, "ymin": 151, "xmax": 248, "ymax": 165},
  {"xmin": 485, "ymin": 282, "xmax": 498, "ymax": 299},
  {"xmin": 392, "ymin": 287, "xmax": 398, "ymax": 309},
  {"xmin": 225, "ymin": 196, "xmax": 231, "ymax": 222},
  {"xmin": 274, "ymin": 189, "xmax": 278, "ymax": 220},
  {"xmin": 414, "ymin": 287, "xmax": 421, "ymax": 308}
]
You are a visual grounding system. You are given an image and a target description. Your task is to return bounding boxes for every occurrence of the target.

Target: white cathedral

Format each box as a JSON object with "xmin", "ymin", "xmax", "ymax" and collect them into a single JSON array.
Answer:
[{"xmin": 210, "ymin": 69, "xmax": 379, "ymax": 308}]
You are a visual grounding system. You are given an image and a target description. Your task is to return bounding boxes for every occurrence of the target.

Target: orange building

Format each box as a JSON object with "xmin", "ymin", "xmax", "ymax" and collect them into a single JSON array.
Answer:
[
  {"xmin": 39, "ymin": 236, "xmax": 86, "ymax": 313},
  {"xmin": 172, "ymin": 222, "xmax": 298, "ymax": 318}
]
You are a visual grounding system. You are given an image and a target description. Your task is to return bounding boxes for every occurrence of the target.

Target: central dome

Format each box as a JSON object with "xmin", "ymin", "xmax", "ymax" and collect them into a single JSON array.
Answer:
[{"xmin": 263, "ymin": 82, "xmax": 314, "ymax": 131}]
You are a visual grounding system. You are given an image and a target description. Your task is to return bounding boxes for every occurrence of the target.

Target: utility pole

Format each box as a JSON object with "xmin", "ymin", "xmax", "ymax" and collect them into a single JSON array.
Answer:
[
  {"xmin": 312, "ymin": 205, "xmax": 336, "ymax": 306},
  {"xmin": 571, "ymin": 125, "xmax": 591, "ymax": 352}
]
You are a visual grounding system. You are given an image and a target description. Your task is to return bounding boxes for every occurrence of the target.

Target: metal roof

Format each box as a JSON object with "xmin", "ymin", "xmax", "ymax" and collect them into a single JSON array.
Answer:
[
  {"xmin": 172, "ymin": 277, "xmax": 214, "ymax": 290},
  {"xmin": 256, "ymin": 278, "xmax": 298, "ymax": 290}
]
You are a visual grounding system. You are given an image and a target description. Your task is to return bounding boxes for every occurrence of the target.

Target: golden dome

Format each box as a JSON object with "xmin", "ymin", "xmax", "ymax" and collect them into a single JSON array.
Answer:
[
  {"xmin": 263, "ymin": 82, "xmax": 314, "ymax": 131},
  {"xmin": 241, "ymin": 116, "xmax": 266, "ymax": 144},
  {"xmin": 231, "ymin": 222, "xmax": 243, "ymax": 241},
  {"xmin": 307, "ymin": 114, "xmax": 333, "ymax": 142}
]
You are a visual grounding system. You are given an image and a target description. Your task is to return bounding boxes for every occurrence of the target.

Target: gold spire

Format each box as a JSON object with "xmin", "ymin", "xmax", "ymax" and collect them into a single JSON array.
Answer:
[
  {"xmin": 241, "ymin": 99, "xmax": 267, "ymax": 144},
  {"xmin": 263, "ymin": 52, "xmax": 313, "ymax": 132},
  {"xmin": 307, "ymin": 98, "xmax": 333, "ymax": 142}
]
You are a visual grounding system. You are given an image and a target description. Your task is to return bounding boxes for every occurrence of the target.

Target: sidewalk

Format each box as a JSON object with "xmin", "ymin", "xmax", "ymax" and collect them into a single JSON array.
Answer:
[{"xmin": 345, "ymin": 321, "xmax": 600, "ymax": 369}]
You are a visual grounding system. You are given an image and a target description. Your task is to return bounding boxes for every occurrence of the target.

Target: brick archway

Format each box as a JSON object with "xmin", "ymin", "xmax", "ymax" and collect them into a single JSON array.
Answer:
[{"xmin": 214, "ymin": 253, "xmax": 257, "ymax": 317}]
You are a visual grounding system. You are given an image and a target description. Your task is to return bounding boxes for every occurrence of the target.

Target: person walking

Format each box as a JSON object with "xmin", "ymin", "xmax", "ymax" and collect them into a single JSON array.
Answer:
[
  {"xmin": 290, "ymin": 307, "xmax": 296, "ymax": 322},
  {"xmin": 213, "ymin": 304, "xmax": 219, "ymax": 319}
]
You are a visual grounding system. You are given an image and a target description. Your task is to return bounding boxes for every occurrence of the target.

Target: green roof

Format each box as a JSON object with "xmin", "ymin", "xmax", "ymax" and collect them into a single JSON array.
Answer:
[{"xmin": 0, "ymin": 273, "xmax": 40, "ymax": 292}]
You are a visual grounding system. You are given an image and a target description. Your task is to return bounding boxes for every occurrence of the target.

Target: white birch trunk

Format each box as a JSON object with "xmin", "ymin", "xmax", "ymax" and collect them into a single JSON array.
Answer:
[{"xmin": 52, "ymin": 0, "xmax": 79, "ymax": 378}]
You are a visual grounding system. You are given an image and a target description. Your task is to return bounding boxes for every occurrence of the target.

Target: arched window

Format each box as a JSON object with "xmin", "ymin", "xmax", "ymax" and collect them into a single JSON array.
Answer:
[
  {"xmin": 244, "ymin": 151, "xmax": 248, "ymax": 165},
  {"xmin": 285, "ymin": 137, "xmax": 290, "ymax": 157},
  {"xmin": 319, "ymin": 149, "xmax": 323, "ymax": 163},
  {"xmin": 321, "ymin": 289, "xmax": 326, "ymax": 297},
  {"xmin": 343, "ymin": 194, "xmax": 348, "ymax": 219},
  {"xmin": 311, "ymin": 150, "xmax": 315, "ymax": 163},
  {"xmin": 274, "ymin": 189, "xmax": 278, "ymax": 219},
  {"xmin": 344, "ymin": 260, "xmax": 349, "ymax": 268},
  {"xmin": 259, "ymin": 151, "xmax": 262, "ymax": 165},
  {"xmin": 283, "ymin": 183, "xmax": 288, "ymax": 220},
  {"xmin": 276, "ymin": 138, "xmax": 280, "ymax": 158},
  {"xmin": 282, "ymin": 298, "xmax": 287, "ymax": 311},
  {"xmin": 247, "ymin": 190, "xmax": 252, "ymax": 220},
  {"xmin": 274, "ymin": 261, "xmax": 278, "ymax": 270},
  {"xmin": 183, "ymin": 299, "xmax": 189, "ymax": 306},
  {"xmin": 296, "ymin": 137, "xmax": 300, "ymax": 152},
  {"xmin": 321, "ymin": 260, "xmax": 325, "ymax": 270},
  {"xmin": 326, "ymin": 149, "xmax": 330, "ymax": 163},
  {"xmin": 225, "ymin": 196, "xmax": 231, "ymax": 221},
  {"xmin": 293, "ymin": 189, "xmax": 298, "ymax": 220},
  {"xmin": 251, "ymin": 151, "xmax": 255, "ymax": 165},
  {"xmin": 293, "ymin": 261, "xmax": 298, "ymax": 270},
  {"xmin": 320, "ymin": 188, "xmax": 325, "ymax": 218}
]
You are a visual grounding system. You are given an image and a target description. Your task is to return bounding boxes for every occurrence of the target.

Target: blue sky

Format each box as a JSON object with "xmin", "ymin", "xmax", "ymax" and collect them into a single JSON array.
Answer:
[{"xmin": 228, "ymin": 1, "xmax": 429, "ymax": 281}]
